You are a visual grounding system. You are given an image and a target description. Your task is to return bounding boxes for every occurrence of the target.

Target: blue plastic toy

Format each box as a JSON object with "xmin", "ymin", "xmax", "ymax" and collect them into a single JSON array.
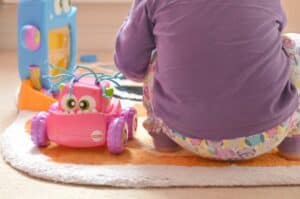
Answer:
[
  {"xmin": 18, "ymin": 0, "xmax": 77, "ymax": 90},
  {"xmin": 80, "ymin": 54, "xmax": 98, "ymax": 63}
]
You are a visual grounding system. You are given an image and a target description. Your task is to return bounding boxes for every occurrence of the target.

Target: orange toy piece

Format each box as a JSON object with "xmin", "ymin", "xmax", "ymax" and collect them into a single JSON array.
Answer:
[{"xmin": 17, "ymin": 80, "xmax": 56, "ymax": 111}]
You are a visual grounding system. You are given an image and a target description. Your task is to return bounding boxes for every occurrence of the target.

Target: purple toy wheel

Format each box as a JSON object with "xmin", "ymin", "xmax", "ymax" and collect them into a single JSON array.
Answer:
[
  {"xmin": 31, "ymin": 112, "xmax": 49, "ymax": 147},
  {"xmin": 121, "ymin": 107, "xmax": 138, "ymax": 140},
  {"xmin": 107, "ymin": 117, "xmax": 128, "ymax": 154}
]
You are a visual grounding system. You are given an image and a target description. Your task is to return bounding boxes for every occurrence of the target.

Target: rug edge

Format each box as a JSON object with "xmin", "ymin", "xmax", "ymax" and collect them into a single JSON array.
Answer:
[{"xmin": 2, "ymin": 112, "xmax": 300, "ymax": 188}]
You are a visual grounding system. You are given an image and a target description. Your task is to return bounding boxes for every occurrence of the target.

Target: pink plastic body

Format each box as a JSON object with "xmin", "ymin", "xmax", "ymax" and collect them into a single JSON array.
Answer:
[
  {"xmin": 58, "ymin": 80, "xmax": 111, "ymax": 113},
  {"xmin": 47, "ymin": 98, "xmax": 122, "ymax": 148}
]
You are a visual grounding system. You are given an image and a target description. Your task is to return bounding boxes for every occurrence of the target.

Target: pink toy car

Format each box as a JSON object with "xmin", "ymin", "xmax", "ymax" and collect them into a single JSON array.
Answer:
[{"xmin": 30, "ymin": 79, "xmax": 138, "ymax": 154}]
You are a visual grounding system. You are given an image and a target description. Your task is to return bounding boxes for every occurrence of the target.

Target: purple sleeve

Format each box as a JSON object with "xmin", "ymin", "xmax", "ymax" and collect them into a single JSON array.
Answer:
[{"xmin": 114, "ymin": 0, "xmax": 155, "ymax": 82}]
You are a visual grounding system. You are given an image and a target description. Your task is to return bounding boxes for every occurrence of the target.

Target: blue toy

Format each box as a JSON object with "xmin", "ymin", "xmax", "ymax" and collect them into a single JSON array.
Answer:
[
  {"xmin": 18, "ymin": 0, "xmax": 77, "ymax": 90},
  {"xmin": 80, "ymin": 54, "xmax": 98, "ymax": 63}
]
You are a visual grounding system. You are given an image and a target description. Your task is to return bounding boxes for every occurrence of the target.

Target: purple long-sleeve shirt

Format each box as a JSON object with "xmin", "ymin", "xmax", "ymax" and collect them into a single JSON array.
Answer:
[{"xmin": 114, "ymin": 0, "xmax": 298, "ymax": 140}]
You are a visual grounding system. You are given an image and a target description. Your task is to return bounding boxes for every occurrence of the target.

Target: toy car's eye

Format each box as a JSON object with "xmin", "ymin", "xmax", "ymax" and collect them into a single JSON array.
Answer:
[
  {"xmin": 54, "ymin": 0, "xmax": 62, "ymax": 15},
  {"xmin": 62, "ymin": 0, "xmax": 71, "ymax": 13},
  {"xmin": 61, "ymin": 94, "xmax": 77, "ymax": 111},
  {"xmin": 79, "ymin": 100, "xmax": 90, "ymax": 111},
  {"xmin": 79, "ymin": 96, "xmax": 96, "ymax": 112},
  {"xmin": 67, "ymin": 98, "xmax": 76, "ymax": 109}
]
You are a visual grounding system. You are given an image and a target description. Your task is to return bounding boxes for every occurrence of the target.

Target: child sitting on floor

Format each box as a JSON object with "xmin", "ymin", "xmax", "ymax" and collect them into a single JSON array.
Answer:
[{"xmin": 114, "ymin": 0, "xmax": 300, "ymax": 160}]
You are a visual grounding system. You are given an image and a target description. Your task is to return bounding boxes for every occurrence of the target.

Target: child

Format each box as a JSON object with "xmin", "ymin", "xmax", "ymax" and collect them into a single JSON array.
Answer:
[{"xmin": 114, "ymin": 0, "xmax": 300, "ymax": 160}]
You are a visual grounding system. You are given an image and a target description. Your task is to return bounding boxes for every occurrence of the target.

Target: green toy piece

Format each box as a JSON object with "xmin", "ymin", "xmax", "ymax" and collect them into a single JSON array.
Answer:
[{"xmin": 105, "ymin": 87, "xmax": 114, "ymax": 97}]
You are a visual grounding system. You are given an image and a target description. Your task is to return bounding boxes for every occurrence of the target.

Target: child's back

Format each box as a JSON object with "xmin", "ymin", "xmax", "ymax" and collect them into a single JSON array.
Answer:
[{"xmin": 115, "ymin": 0, "xmax": 299, "ymax": 160}]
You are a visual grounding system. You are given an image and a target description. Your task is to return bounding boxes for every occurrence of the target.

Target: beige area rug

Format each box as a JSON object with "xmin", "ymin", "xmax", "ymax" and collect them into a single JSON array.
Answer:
[{"xmin": 2, "ymin": 106, "xmax": 300, "ymax": 188}]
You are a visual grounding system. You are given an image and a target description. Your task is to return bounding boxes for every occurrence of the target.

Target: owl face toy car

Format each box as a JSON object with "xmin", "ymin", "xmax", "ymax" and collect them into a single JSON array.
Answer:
[{"xmin": 30, "ymin": 79, "xmax": 138, "ymax": 154}]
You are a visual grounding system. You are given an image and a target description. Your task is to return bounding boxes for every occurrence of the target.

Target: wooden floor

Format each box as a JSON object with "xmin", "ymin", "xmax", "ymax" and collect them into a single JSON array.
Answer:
[{"xmin": 1, "ymin": 50, "xmax": 300, "ymax": 199}]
